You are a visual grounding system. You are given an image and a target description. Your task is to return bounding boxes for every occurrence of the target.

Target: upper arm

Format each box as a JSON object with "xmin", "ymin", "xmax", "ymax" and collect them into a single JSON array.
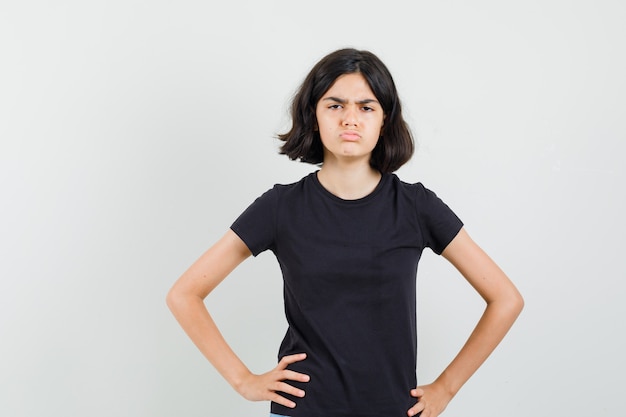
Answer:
[
  {"xmin": 168, "ymin": 229, "xmax": 252, "ymax": 300},
  {"xmin": 441, "ymin": 228, "xmax": 523, "ymax": 307}
]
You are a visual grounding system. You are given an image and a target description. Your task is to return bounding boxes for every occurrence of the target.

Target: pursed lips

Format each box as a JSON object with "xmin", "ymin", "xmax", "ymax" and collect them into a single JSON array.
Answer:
[{"xmin": 340, "ymin": 130, "xmax": 361, "ymax": 141}]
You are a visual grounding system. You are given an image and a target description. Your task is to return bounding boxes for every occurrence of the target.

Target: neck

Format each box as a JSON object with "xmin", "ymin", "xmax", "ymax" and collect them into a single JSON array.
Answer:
[{"xmin": 317, "ymin": 159, "xmax": 382, "ymax": 200}]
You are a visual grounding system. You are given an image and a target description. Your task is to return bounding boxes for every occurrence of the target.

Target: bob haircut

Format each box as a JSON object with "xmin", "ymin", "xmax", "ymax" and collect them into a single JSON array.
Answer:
[{"xmin": 278, "ymin": 48, "xmax": 414, "ymax": 173}]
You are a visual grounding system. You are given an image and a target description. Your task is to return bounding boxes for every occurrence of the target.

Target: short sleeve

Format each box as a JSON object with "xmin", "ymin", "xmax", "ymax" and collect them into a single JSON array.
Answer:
[
  {"xmin": 414, "ymin": 183, "xmax": 464, "ymax": 255},
  {"xmin": 230, "ymin": 186, "xmax": 279, "ymax": 256}
]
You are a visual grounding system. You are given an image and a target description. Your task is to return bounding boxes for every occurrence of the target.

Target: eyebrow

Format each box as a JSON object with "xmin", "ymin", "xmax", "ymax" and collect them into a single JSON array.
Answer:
[{"xmin": 322, "ymin": 96, "xmax": 380, "ymax": 105}]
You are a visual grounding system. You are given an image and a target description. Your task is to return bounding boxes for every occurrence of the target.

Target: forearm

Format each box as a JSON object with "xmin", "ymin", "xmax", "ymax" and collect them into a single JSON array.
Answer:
[
  {"xmin": 167, "ymin": 292, "xmax": 251, "ymax": 391},
  {"xmin": 434, "ymin": 228, "xmax": 524, "ymax": 398},
  {"xmin": 167, "ymin": 230, "xmax": 255, "ymax": 390},
  {"xmin": 434, "ymin": 297, "xmax": 523, "ymax": 397}
]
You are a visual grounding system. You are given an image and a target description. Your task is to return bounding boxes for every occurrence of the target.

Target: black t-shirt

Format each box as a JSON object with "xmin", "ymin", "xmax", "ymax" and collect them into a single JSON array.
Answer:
[{"xmin": 231, "ymin": 172, "xmax": 463, "ymax": 417}]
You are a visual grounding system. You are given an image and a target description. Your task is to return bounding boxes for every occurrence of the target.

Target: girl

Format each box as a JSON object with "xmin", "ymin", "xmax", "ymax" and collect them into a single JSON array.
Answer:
[{"xmin": 167, "ymin": 48, "xmax": 524, "ymax": 417}]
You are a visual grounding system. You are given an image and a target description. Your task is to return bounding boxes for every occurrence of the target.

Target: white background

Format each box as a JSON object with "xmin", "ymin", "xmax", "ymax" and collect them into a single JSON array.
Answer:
[{"xmin": 1, "ymin": 1, "xmax": 625, "ymax": 416}]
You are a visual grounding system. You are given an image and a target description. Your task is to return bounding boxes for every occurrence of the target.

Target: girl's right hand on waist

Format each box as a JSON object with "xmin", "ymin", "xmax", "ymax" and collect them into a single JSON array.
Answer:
[{"xmin": 236, "ymin": 353, "xmax": 310, "ymax": 409}]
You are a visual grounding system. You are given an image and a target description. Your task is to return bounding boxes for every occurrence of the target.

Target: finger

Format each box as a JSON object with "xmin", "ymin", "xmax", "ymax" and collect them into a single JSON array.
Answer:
[
  {"xmin": 278, "ymin": 353, "xmax": 307, "ymax": 368},
  {"xmin": 280, "ymin": 369, "xmax": 311, "ymax": 383},
  {"xmin": 269, "ymin": 391, "xmax": 297, "ymax": 409},
  {"xmin": 411, "ymin": 388, "xmax": 424, "ymax": 397},
  {"xmin": 407, "ymin": 401, "xmax": 424, "ymax": 417},
  {"xmin": 274, "ymin": 381, "xmax": 306, "ymax": 398}
]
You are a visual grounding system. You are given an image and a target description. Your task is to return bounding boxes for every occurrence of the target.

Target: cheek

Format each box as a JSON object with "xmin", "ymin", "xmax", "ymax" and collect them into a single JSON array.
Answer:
[
  {"xmin": 315, "ymin": 113, "xmax": 331, "ymax": 130},
  {"xmin": 316, "ymin": 118, "xmax": 334, "ymax": 137},
  {"xmin": 318, "ymin": 128, "xmax": 332, "ymax": 145}
]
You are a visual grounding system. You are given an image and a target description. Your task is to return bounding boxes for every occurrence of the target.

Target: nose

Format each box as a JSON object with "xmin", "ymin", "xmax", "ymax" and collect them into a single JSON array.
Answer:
[{"xmin": 342, "ymin": 106, "xmax": 358, "ymax": 126}]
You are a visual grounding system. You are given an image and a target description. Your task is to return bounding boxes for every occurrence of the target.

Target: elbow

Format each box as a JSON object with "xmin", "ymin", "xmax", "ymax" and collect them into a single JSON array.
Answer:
[
  {"xmin": 166, "ymin": 284, "xmax": 204, "ymax": 316},
  {"xmin": 508, "ymin": 289, "xmax": 525, "ymax": 319},
  {"xmin": 490, "ymin": 288, "xmax": 524, "ymax": 320},
  {"xmin": 166, "ymin": 285, "xmax": 183, "ymax": 314},
  {"xmin": 517, "ymin": 291, "xmax": 525, "ymax": 311},
  {"xmin": 513, "ymin": 284, "xmax": 524, "ymax": 311}
]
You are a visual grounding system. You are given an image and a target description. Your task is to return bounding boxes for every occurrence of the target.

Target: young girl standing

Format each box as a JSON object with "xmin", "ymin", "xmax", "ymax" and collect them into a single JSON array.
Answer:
[{"xmin": 167, "ymin": 48, "xmax": 524, "ymax": 417}]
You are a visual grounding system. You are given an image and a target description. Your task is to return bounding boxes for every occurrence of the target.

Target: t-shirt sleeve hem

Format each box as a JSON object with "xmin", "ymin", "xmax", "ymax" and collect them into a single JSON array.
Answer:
[
  {"xmin": 431, "ymin": 221, "xmax": 464, "ymax": 255},
  {"xmin": 229, "ymin": 225, "xmax": 261, "ymax": 257}
]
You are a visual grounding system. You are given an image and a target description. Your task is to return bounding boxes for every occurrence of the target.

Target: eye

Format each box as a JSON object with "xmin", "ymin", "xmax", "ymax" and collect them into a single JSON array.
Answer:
[
  {"xmin": 328, "ymin": 104, "xmax": 342, "ymax": 109},
  {"xmin": 361, "ymin": 106, "xmax": 374, "ymax": 112}
]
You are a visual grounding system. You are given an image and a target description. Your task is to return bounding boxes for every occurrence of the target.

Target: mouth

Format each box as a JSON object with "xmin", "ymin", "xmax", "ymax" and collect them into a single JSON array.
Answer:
[{"xmin": 340, "ymin": 131, "xmax": 361, "ymax": 141}]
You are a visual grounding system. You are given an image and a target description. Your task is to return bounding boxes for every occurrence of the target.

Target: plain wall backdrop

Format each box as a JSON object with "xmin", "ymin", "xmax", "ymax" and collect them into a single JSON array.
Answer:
[{"xmin": 1, "ymin": 1, "xmax": 625, "ymax": 416}]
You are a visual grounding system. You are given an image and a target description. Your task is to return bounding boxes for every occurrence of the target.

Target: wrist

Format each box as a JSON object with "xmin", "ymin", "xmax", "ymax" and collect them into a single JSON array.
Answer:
[
  {"xmin": 433, "ymin": 373, "xmax": 460, "ymax": 400},
  {"xmin": 229, "ymin": 367, "xmax": 253, "ymax": 395}
]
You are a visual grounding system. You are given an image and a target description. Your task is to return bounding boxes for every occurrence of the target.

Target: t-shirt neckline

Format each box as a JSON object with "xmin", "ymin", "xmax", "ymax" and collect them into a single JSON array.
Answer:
[{"xmin": 310, "ymin": 170, "xmax": 389, "ymax": 204}]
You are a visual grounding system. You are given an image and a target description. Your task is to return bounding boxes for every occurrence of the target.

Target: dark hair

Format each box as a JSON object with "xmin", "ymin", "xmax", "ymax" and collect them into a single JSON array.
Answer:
[{"xmin": 278, "ymin": 48, "xmax": 414, "ymax": 173}]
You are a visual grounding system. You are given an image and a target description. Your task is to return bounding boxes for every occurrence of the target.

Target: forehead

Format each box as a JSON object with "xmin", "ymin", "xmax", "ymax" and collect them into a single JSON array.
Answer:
[{"xmin": 322, "ymin": 73, "xmax": 376, "ymax": 98}]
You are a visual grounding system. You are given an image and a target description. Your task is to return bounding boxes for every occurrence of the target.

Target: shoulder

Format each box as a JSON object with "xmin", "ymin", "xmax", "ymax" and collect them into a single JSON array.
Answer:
[
  {"xmin": 244, "ymin": 172, "xmax": 316, "ymax": 211},
  {"xmin": 387, "ymin": 173, "xmax": 438, "ymax": 201},
  {"xmin": 390, "ymin": 175, "xmax": 460, "ymax": 222},
  {"xmin": 265, "ymin": 172, "xmax": 315, "ymax": 198}
]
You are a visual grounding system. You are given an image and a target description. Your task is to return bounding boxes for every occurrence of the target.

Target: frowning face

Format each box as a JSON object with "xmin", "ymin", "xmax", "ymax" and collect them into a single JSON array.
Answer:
[{"xmin": 315, "ymin": 73, "xmax": 385, "ymax": 165}]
